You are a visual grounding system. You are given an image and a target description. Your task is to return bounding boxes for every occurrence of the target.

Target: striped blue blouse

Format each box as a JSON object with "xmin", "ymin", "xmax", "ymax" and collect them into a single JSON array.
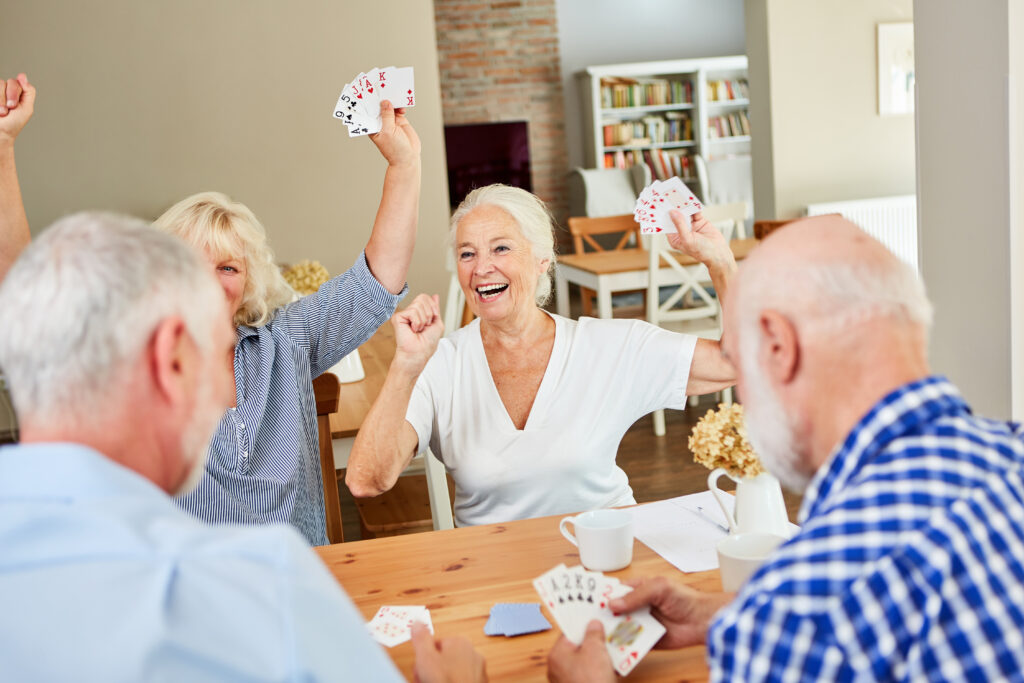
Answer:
[{"xmin": 176, "ymin": 252, "xmax": 404, "ymax": 545}]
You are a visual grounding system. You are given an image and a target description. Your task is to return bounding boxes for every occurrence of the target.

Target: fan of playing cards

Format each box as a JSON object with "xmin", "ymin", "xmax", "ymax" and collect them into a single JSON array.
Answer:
[
  {"xmin": 366, "ymin": 605, "xmax": 433, "ymax": 648},
  {"xmin": 634, "ymin": 177, "xmax": 704, "ymax": 235},
  {"xmin": 533, "ymin": 564, "xmax": 666, "ymax": 676},
  {"xmin": 333, "ymin": 66, "xmax": 416, "ymax": 137}
]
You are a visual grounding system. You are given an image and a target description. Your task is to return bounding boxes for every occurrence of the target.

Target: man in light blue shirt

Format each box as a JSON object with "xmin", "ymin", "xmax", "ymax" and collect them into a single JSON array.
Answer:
[{"xmin": 0, "ymin": 214, "xmax": 485, "ymax": 682}]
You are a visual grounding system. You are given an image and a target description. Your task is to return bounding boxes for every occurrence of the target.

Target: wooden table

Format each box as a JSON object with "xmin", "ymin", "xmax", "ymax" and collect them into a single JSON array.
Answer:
[
  {"xmin": 554, "ymin": 237, "xmax": 758, "ymax": 319},
  {"xmin": 329, "ymin": 324, "xmax": 396, "ymax": 439},
  {"xmin": 316, "ymin": 512, "xmax": 720, "ymax": 682}
]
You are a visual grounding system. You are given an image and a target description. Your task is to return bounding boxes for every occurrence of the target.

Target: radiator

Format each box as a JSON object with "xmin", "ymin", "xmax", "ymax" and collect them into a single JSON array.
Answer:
[{"xmin": 805, "ymin": 195, "xmax": 918, "ymax": 271}]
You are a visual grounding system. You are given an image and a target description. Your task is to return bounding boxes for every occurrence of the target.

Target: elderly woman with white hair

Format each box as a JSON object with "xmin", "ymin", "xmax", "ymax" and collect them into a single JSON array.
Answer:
[
  {"xmin": 155, "ymin": 102, "xmax": 420, "ymax": 545},
  {"xmin": 346, "ymin": 184, "xmax": 736, "ymax": 526}
]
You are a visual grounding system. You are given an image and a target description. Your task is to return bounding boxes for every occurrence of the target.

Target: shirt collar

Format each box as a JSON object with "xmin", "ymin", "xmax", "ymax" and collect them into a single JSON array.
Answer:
[{"xmin": 798, "ymin": 375, "xmax": 970, "ymax": 523}]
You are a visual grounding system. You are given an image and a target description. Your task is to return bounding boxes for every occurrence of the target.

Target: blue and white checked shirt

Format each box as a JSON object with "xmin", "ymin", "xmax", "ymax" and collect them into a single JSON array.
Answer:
[
  {"xmin": 177, "ymin": 252, "xmax": 404, "ymax": 546},
  {"xmin": 0, "ymin": 442, "xmax": 403, "ymax": 682},
  {"xmin": 708, "ymin": 376, "xmax": 1024, "ymax": 681}
]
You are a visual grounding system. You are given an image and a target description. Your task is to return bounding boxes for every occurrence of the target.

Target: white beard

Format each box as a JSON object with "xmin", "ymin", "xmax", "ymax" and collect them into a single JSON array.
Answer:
[
  {"xmin": 740, "ymin": 354, "xmax": 812, "ymax": 493},
  {"xmin": 173, "ymin": 375, "xmax": 221, "ymax": 497}
]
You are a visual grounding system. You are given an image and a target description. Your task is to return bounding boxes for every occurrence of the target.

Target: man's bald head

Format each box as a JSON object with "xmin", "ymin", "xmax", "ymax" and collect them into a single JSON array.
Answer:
[{"xmin": 729, "ymin": 215, "xmax": 932, "ymax": 351}]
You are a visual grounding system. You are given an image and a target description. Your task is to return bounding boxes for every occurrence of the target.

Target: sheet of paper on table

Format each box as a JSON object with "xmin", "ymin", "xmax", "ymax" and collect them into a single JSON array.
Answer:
[{"xmin": 631, "ymin": 491, "xmax": 733, "ymax": 573}]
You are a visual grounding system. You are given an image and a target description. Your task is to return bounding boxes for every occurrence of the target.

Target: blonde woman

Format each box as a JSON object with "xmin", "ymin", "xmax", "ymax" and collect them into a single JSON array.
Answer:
[{"xmin": 156, "ymin": 102, "xmax": 420, "ymax": 545}]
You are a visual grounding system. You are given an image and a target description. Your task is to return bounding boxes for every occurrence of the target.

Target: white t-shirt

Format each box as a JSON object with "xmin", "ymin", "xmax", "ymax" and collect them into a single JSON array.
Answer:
[{"xmin": 406, "ymin": 312, "xmax": 696, "ymax": 526}]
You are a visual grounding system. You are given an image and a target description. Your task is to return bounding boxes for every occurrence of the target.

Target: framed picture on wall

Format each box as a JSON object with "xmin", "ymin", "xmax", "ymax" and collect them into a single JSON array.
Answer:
[{"xmin": 877, "ymin": 22, "xmax": 915, "ymax": 116}]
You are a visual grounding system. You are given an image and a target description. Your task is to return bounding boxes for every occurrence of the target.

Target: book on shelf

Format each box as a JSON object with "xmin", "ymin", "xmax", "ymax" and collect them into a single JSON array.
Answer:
[
  {"xmin": 600, "ymin": 76, "xmax": 693, "ymax": 108},
  {"xmin": 601, "ymin": 111, "xmax": 693, "ymax": 147},
  {"xmin": 707, "ymin": 110, "xmax": 750, "ymax": 138},
  {"xmin": 706, "ymin": 78, "xmax": 749, "ymax": 102}
]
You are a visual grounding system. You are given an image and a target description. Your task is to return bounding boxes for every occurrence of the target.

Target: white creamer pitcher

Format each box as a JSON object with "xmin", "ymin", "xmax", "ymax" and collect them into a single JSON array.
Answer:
[{"xmin": 708, "ymin": 468, "xmax": 791, "ymax": 538}]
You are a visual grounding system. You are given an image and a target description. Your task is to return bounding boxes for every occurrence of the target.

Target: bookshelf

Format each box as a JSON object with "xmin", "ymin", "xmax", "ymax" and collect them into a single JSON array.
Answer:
[{"xmin": 577, "ymin": 56, "xmax": 751, "ymax": 199}]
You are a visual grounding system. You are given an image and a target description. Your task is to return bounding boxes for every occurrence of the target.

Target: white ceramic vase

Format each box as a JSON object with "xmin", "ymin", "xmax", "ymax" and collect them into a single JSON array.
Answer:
[{"xmin": 708, "ymin": 468, "xmax": 791, "ymax": 539}]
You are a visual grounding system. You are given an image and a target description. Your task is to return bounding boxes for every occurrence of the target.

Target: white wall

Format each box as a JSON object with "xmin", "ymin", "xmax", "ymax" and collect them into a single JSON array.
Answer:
[
  {"xmin": 555, "ymin": 0, "xmax": 746, "ymax": 170},
  {"xmin": 916, "ymin": 0, "xmax": 1024, "ymax": 419},
  {"xmin": 745, "ymin": 0, "xmax": 915, "ymax": 220}
]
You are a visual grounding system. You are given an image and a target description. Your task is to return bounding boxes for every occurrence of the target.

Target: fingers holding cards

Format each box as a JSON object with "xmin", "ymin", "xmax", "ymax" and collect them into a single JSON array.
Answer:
[
  {"xmin": 534, "ymin": 563, "xmax": 665, "ymax": 676},
  {"xmin": 332, "ymin": 66, "xmax": 416, "ymax": 138},
  {"xmin": 634, "ymin": 177, "xmax": 703, "ymax": 236},
  {"xmin": 367, "ymin": 605, "xmax": 434, "ymax": 648}
]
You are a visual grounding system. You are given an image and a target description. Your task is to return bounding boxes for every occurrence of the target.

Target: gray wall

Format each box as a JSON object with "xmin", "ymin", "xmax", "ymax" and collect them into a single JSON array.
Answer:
[
  {"xmin": 745, "ymin": 0, "xmax": 915, "ymax": 220},
  {"xmin": 555, "ymin": 0, "xmax": 746, "ymax": 170},
  {"xmin": 916, "ymin": 0, "xmax": 1023, "ymax": 419},
  {"xmin": 0, "ymin": 0, "xmax": 452, "ymax": 300}
]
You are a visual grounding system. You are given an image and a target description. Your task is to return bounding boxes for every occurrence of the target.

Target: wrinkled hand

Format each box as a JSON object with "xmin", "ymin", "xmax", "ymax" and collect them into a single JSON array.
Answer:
[
  {"xmin": 391, "ymin": 293, "xmax": 443, "ymax": 374},
  {"xmin": 666, "ymin": 210, "xmax": 734, "ymax": 270},
  {"xmin": 369, "ymin": 100, "xmax": 421, "ymax": 168},
  {"xmin": 0, "ymin": 74, "xmax": 36, "ymax": 145},
  {"xmin": 609, "ymin": 577, "xmax": 729, "ymax": 650},
  {"xmin": 547, "ymin": 620, "xmax": 615, "ymax": 683},
  {"xmin": 411, "ymin": 622, "xmax": 488, "ymax": 683}
]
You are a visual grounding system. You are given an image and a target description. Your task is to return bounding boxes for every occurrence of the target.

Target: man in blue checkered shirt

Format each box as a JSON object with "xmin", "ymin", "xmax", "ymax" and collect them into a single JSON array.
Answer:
[{"xmin": 548, "ymin": 215, "xmax": 1024, "ymax": 682}]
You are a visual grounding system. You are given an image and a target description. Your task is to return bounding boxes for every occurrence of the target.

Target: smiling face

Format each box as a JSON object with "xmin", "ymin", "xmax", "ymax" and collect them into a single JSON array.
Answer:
[
  {"xmin": 202, "ymin": 245, "xmax": 247, "ymax": 322},
  {"xmin": 455, "ymin": 204, "xmax": 549, "ymax": 324}
]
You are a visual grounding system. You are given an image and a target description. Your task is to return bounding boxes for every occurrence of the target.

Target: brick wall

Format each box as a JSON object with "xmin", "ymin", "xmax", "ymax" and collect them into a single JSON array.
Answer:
[{"xmin": 434, "ymin": 0, "xmax": 570, "ymax": 228}]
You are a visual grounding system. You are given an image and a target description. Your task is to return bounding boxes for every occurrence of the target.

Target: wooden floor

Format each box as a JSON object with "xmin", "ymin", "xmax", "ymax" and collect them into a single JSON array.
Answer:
[{"xmin": 336, "ymin": 394, "xmax": 803, "ymax": 542}]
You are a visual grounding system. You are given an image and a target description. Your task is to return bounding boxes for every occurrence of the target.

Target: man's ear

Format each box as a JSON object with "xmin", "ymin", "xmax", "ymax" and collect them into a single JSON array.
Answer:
[
  {"xmin": 148, "ymin": 316, "xmax": 193, "ymax": 405},
  {"xmin": 758, "ymin": 310, "xmax": 800, "ymax": 385}
]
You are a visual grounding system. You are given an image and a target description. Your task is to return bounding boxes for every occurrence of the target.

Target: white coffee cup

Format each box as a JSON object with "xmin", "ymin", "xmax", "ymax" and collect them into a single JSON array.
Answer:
[
  {"xmin": 329, "ymin": 349, "xmax": 365, "ymax": 383},
  {"xmin": 559, "ymin": 509, "xmax": 634, "ymax": 572},
  {"xmin": 716, "ymin": 531, "xmax": 786, "ymax": 592}
]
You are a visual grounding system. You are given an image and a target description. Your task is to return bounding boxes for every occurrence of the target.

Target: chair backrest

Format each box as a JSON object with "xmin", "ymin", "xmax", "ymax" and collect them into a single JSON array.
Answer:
[
  {"xmin": 567, "ymin": 165, "xmax": 651, "ymax": 217},
  {"xmin": 313, "ymin": 372, "xmax": 344, "ymax": 544},
  {"xmin": 567, "ymin": 214, "xmax": 642, "ymax": 255},
  {"xmin": 701, "ymin": 201, "xmax": 749, "ymax": 239},
  {"xmin": 645, "ymin": 219, "xmax": 735, "ymax": 337}
]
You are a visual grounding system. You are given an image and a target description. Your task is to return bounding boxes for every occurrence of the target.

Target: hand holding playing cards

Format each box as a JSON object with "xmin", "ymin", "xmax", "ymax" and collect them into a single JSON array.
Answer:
[
  {"xmin": 391, "ymin": 294, "xmax": 443, "ymax": 375},
  {"xmin": 0, "ymin": 73, "xmax": 35, "ymax": 146},
  {"xmin": 547, "ymin": 620, "xmax": 616, "ymax": 683},
  {"xmin": 608, "ymin": 577, "xmax": 733, "ymax": 650},
  {"xmin": 411, "ymin": 623, "xmax": 488, "ymax": 683},
  {"xmin": 667, "ymin": 210, "xmax": 735, "ymax": 272},
  {"xmin": 370, "ymin": 100, "xmax": 421, "ymax": 169}
]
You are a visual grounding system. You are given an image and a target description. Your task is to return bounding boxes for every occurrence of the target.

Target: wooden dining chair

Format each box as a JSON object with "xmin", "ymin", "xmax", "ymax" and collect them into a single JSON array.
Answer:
[
  {"xmin": 314, "ymin": 372, "xmax": 345, "ymax": 544},
  {"xmin": 567, "ymin": 214, "xmax": 646, "ymax": 317}
]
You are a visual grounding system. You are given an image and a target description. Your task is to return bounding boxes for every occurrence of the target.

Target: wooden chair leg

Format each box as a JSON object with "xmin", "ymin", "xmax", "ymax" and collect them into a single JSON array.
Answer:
[{"xmin": 581, "ymin": 287, "xmax": 596, "ymax": 317}]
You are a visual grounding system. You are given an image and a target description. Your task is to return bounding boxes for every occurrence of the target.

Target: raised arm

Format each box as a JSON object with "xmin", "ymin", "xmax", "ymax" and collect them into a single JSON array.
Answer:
[
  {"xmin": 346, "ymin": 294, "xmax": 442, "ymax": 498},
  {"xmin": 668, "ymin": 210, "xmax": 738, "ymax": 395},
  {"xmin": 363, "ymin": 101, "xmax": 422, "ymax": 294},
  {"xmin": 0, "ymin": 74, "xmax": 36, "ymax": 281}
]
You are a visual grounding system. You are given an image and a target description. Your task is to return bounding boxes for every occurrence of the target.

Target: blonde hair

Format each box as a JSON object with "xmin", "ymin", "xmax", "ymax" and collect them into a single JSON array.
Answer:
[
  {"xmin": 449, "ymin": 184, "xmax": 557, "ymax": 306},
  {"xmin": 153, "ymin": 191, "xmax": 293, "ymax": 327}
]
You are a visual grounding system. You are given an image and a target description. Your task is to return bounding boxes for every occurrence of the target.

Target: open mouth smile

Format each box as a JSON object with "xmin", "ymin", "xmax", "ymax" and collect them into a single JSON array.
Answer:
[{"xmin": 475, "ymin": 283, "xmax": 509, "ymax": 301}]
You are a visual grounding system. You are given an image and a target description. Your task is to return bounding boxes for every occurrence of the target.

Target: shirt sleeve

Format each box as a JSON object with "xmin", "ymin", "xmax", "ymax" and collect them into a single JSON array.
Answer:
[
  {"xmin": 274, "ymin": 251, "xmax": 407, "ymax": 377},
  {"xmin": 277, "ymin": 527, "xmax": 406, "ymax": 681},
  {"xmin": 591, "ymin": 320, "xmax": 696, "ymax": 418}
]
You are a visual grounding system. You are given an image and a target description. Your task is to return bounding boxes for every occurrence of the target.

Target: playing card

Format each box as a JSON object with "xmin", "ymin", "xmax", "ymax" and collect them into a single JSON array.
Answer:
[
  {"xmin": 375, "ymin": 66, "xmax": 416, "ymax": 108},
  {"xmin": 366, "ymin": 605, "xmax": 433, "ymax": 648},
  {"xmin": 332, "ymin": 66, "xmax": 416, "ymax": 138},
  {"xmin": 534, "ymin": 563, "xmax": 665, "ymax": 675},
  {"xmin": 597, "ymin": 608, "xmax": 666, "ymax": 676},
  {"xmin": 634, "ymin": 177, "xmax": 703, "ymax": 235},
  {"xmin": 483, "ymin": 603, "xmax": 552, "ymax": 637}
]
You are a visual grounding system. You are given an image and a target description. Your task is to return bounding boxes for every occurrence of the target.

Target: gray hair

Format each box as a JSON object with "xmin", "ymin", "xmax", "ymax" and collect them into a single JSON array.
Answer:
[
  {"xmin": 0, "ymin": 213, "xmax": 223, "ymax": 422},
  {"xmin": 736, "ymin": 246, "xmax": 933, "ymax": 360},
  {"xmin": 449, "ymin": 184, "xmax": 557, "ymax": 306}
]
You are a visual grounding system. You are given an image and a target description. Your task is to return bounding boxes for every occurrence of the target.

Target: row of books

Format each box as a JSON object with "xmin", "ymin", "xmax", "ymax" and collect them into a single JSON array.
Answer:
[
  {"xmin": 602, "ymin": 113, "xmax": 693, "ymax": 147},
  {"xmin": 708, "ymin": 111, "xmax": 751, "ymax": 138},
  {"xmin": 603, "ymin": 148, "xmax": 696, "ymax": 182},
  {"xmin": 600, "ymin": 77, "xmax": 693, "ymax": 109},
  {"xmin": 707, "ymin": 79, "xmax": 749, "ymax": 101}
]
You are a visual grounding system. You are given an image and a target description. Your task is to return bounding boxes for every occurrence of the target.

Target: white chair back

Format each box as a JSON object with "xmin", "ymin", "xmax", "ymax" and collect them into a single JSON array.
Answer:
[{"xmin": 701, "ymin": 201, "xmax": 749, "ymax": 239}]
